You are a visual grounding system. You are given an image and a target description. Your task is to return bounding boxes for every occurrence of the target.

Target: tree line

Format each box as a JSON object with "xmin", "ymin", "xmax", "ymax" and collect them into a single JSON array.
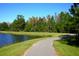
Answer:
[{"xmin": 0, "ymin": 3, "xmax": 79, "ymax": 33}]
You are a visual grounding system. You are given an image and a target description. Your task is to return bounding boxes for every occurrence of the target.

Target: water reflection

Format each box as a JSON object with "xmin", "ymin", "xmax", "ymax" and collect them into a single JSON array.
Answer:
[
  {"xmin": 12, "ymin": 35, "xmax": 29, "ymax": 43},
  {"xmin": 0, "ymin": 34, "xmax": 29, "ymax": 47}
]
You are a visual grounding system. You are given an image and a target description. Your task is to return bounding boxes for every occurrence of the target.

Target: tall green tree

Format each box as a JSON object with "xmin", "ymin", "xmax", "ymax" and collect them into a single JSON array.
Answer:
[
  {"xmin": 0, "ymin": 22, "xmax": 9, "ymax": 31},
  {"xmin": 47, "ymin": 15, "xmax": 56, "ymax": 32},
  {"xmin": 36, "ymin": 17, "xmax": 47, "ymax": 32},
  {"xmin": 69, "ymin": 3, "xmax": 79, "ymax": 33},
  {"xmin": 10, "ymin": 15, "xmax": 25, "ymax": 31},
  {"xmin": 55, "ymin": 12, "xmax": 72, "ymax": 33},
  {"xmin": 69, "ymin": 3, "xmax": 79, "ymax": 43}
]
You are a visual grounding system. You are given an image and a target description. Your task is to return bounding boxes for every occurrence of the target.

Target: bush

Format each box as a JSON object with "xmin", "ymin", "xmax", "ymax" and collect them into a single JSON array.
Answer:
[{"xmin": 60, "ymin": 34, "xmax": 79, "ymax": 46}]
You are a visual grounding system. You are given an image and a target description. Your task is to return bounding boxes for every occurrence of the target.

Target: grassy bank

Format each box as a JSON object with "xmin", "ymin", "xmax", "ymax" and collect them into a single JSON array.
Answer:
[
  {"xmin": 0, "ymin": 31, "xmax": 67, "ymax": 37},
  {"xmin": 0, "ymin": 38, "xmax": 43, "ymax": 56},
  {"xmin": 54, "ymin": 40, "xmax": 79, "ymax": 56}
]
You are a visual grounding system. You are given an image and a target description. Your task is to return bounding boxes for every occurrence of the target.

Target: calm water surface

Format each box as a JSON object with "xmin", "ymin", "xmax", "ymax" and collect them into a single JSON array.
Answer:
[{"xmin": 0, "ymin": 33, "xmax": 30, "ymax": 47}]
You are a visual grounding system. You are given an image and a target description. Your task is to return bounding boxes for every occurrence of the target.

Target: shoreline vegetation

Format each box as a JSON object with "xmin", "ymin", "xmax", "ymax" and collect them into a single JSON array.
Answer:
[
  {"xmin": 0, "ymin": 38, "xmax": 41, "ymax": 56},
  {"xmin": 0, "ymin": 31, "xmax": 67, "ymax": 37}
]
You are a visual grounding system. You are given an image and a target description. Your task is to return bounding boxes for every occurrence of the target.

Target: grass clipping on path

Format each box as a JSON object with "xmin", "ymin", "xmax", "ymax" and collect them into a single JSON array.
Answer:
[
  {"xmin": 54, "ymin": 40, "xmax": 79, "ymax": 56},
  {"xmin": 0, "ymin": 38, "xmax": 40, "ymax": 56}
]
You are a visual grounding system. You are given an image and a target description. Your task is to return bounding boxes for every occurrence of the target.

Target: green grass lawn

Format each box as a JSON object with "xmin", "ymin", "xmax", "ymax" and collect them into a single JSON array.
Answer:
[
  {"xmin": 0, "ymin": 31, "xmax": 67, "ymax": 37},
  {"xmin": 0, "ymin": 38, "xmax": 42, "ymax": 56},
  {"xmin": 54, "ymin": 40, "xmax": 79, "ymax": 56},
  {"xmin": 0, "ymin": 31, "xmax": 67, "ymax": 56}
]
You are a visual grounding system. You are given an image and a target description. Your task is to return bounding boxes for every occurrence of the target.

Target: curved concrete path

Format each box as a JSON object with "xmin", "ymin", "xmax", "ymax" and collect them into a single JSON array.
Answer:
[{"xmin": 24, "ymin": 37, "xmax": 60, "ymax": 56}]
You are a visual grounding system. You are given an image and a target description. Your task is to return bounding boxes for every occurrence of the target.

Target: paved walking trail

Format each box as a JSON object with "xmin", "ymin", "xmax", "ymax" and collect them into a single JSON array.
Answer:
[{"xmin": 24, "ymin": 37, "xmax": 60, "ymax": 56}]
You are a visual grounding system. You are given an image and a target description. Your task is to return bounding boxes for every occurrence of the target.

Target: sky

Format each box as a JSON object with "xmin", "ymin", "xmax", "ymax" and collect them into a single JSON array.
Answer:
[{"xmin": 0, "ymin": 3, "xmax": 72, "ymax": 23}]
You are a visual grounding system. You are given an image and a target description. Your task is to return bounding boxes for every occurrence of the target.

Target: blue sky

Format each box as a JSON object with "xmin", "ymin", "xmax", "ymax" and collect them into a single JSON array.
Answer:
[{"xmin": 0, "ymin": 3, "xmax": 72, "ymax": 23}]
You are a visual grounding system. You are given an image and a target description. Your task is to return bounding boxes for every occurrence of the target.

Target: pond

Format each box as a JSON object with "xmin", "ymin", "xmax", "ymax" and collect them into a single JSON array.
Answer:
[{"xmin": 0, "ymin": 33, "xmax": 30, "ymax": 47}]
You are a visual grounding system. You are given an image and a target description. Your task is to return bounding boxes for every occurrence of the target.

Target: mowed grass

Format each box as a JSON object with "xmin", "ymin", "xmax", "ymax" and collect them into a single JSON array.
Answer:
[
  {"xmin": 54, "ymin": 40, "xmax": 79, "ymax": 56},
  {"xmin": 0, "ymin": 31, "xmax": 67, "ymax": 56},
  {"xmin": 0, "ymin": 38, "xmax": 42, "ymax": 56},
  {"xmin": 0, "ymin": 31, "xmax": 67, "ymax": 37}
]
